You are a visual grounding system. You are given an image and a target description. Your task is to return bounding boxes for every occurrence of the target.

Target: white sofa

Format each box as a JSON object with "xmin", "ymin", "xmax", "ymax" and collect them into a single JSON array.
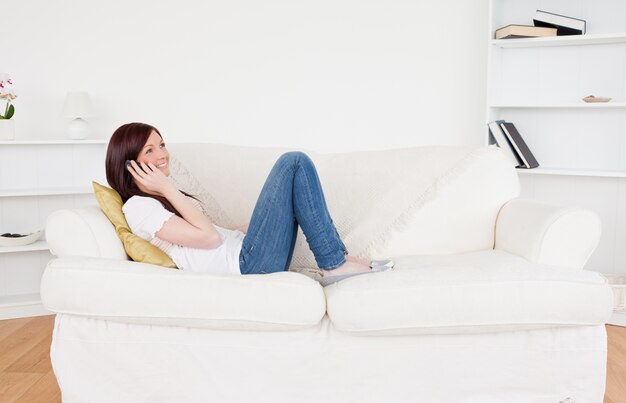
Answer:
[{"xmin": 41, "ymin": 143, "xmax": 614, "ymax": 403}]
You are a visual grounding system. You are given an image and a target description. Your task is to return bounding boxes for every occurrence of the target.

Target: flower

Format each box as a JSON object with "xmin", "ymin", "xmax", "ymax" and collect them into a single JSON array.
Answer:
[{"xmin": 0, "ymin": 73, "xmax": 17, "ymax": 120}]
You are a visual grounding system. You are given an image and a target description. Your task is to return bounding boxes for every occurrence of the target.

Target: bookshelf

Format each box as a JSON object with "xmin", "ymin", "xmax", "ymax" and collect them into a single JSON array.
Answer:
[
  {"xmin": 491, "ymin": 103, "xmax": 626, "ymax": 109},
  {"xmin": 516, "ymin": 168, "xmax": 626, "ymax": 178},
  {"xmin": 0, "ymin": 139, "xmax": 108, "ymax": 145},
  {"xmin": 0, "ymin": 139, "xmax": 107, "ymax": 319},
  {"xmin": 0, "ymin": 241, "xmax": 49, "ymax": 254},
  {"xmin": 487, "ymin": 1, "xmax": 626, "ymax": 288},
  {"xmin": 0, "ymin": 187, "xmax": 95, "ymax": 197},
  {"xmin": 492, "ymin": 32, "xmax": 626, "ymax": 48}
]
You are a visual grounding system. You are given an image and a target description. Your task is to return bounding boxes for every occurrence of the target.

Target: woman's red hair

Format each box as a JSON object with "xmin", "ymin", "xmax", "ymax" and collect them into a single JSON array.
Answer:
[{"xmin": 106, "ymin": 122, "xmax": 191, "ymax": 217}]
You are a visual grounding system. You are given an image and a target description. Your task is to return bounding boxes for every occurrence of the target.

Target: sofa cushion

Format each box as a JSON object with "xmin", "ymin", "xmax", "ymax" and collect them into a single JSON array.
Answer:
[
  {"xmin": 92, "ymin": 181, "xmax": 177, "ymax": 268},
  {"xmin": 41, "ymin": 256, "xmax": 326, "ymax": 330},
  {"xmin": 373, "ymin": 148, "xmax": 519, "ymax": 258},
  {"xmin": 324, "ymin": 250, "xmax": 614, "ymax": 335},
  {"xmin": 166, "ymin": 144, "xmax": 520, "ymax": 269}
]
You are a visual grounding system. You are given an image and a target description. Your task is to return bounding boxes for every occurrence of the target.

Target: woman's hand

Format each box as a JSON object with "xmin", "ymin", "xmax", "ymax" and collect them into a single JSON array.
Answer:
[
  {"xmin": 228, "ymin": 224, "xmax": 249, "ymax": 234},
  {"xmin": 127, "ymin": 161, "xmax": 223, "ymax": 249},
  {"xmin": 127, "ymin": 161, "xmax": 175, "ymax": 196}
]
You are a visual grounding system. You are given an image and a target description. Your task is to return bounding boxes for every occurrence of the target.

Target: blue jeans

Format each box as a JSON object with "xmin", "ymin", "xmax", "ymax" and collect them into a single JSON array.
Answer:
[{"xmin": 238, "ymin": 152, "xmax": 348, "ymax": 275}]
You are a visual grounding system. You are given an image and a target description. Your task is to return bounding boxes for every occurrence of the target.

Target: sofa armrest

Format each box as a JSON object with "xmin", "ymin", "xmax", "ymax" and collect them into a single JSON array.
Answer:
[
  {"xmin": 40, "ymin": 257, "xmax": 326, "ymax": 330},
  {"xmin": 46, "ymin": 207, "xmax": 128, "ymax": 259},
  {"xmin": 495, "ymin": 198, "xmax": 601, "ymax": 269}
]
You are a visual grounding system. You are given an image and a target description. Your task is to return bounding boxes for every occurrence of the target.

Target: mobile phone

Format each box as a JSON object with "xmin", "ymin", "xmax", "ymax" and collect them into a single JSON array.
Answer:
[
  {"xmin": 125, "ymin": 160, "xmax": 143, "ymax": 171},
  {"xmin": 126, "ymin": 160, "xmax": 151, "ymax": 172}
]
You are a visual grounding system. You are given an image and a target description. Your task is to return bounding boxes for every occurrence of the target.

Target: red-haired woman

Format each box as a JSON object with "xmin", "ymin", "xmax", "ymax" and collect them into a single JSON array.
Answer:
[{"xmin": 105, "ymin": 122, "xmax": 392, "ymax": 285}]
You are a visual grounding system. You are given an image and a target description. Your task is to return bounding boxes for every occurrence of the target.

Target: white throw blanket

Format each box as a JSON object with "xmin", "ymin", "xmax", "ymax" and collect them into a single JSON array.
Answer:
[{"xmin": 168, "ymin": 144, "xmax": 491, "ymax": 272}]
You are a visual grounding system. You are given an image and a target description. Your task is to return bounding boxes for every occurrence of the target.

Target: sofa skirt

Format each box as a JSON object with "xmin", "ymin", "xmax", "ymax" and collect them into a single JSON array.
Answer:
[{"xmin": 50, "ymin": 314, "xmax": 607, "ymax": 403}]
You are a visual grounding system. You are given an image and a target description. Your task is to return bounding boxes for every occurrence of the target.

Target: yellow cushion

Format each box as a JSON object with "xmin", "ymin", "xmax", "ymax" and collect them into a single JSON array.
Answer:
[{"xmin": 92, "ymin": 181, "xmax": 177, "ymax": 268}]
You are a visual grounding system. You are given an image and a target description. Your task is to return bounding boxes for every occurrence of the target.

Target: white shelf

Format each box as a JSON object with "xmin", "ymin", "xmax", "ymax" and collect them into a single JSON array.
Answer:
[
  {"xmin": 0, "ymin": 187, "xmax": 94, "ymax": 197},
  {"xmin": 517, "ymin": 168, "xmax": 626, "ymax": 178},
  {"xmin": 492, "ymin": 32, "xmax": 626, "ymax": 48},
  {"xmin": 0, "ymin": 240, "xmax": 49, "ymax": 254},
  {"xmin": 491, "ymin": 102, "xmax": 626, "ymax": 109},
  {"xmin": 0, "ymin": 138, "xmax": 106, "ymax": 321},
  {"xmin": 0, "ymin": 139, "xmax": 108, "ymax": 145}
]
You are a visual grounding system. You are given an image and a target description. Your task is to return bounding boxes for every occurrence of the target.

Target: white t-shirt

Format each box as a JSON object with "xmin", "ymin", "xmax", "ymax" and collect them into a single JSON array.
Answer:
[{"xmin": 122, "ymin": 195, "xmax": 244, "ymax": 275}]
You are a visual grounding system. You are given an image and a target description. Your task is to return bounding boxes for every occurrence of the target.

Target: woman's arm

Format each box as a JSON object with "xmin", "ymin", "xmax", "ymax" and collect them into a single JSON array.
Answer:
[{"xmin": 128, "ymin": 161, "xmax": 223, "ymax": 249}]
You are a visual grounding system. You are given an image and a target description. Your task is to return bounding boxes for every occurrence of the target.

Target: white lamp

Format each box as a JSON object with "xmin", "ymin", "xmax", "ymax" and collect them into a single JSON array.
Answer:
[{"xmin": 62, "ymin": 91, "xmax": 94, "ymax": 140}]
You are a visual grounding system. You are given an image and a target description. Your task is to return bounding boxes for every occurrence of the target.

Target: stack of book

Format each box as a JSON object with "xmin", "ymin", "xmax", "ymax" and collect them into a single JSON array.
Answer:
[
  {"xmin": 533, "ymin": 10, "xmax": 586, "ymax": 36},
  {"xmin": 495, "ymin": 25, "xmax": 556, "ymax": 39},
  {"xmin": 495, "ymin": 9, "xmax": 586, "ymax": 39},
  {"xmin": 488, "ymin": 121, "xmax": 539, "ymax": 169}
]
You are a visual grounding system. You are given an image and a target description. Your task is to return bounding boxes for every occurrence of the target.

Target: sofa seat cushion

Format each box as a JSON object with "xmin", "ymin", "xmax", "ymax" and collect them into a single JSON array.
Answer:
[
  {"xmin": 324, "ymin": 250, "xmax": 613, "ymax": 335},
  {"xmin": 41, "ymin": 257, "xmax": 326, "ymax": 331}
]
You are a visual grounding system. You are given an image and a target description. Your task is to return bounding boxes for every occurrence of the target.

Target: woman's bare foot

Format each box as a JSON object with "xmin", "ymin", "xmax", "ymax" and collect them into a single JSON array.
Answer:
[
  {"xmin": 345, "ymin": 255, "xmax": 372, "ymax": 267},
  {"xmin": 323, "ymin": 259, "xmax": 371, "ymax": 277}
]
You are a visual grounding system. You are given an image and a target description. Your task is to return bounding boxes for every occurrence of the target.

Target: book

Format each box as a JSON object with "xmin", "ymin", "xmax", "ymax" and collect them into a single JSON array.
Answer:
[
  {"xmin": 495, "ymin": 24, "xmax": 557, "ymax": 40},
  {"xmin": 488, "ymin": 120, "xmax": 523, "ymax": 167},
  {"xmin": 533, "ymin": 10, "xmax": 586, "ymax": 36},
  {"xmin": 499, "ymin": 122, "xmax": 539, "ymax": 169}
]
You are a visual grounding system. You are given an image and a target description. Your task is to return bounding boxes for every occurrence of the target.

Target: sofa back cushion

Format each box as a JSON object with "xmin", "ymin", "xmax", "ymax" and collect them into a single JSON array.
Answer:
[
  {"xmin": 376, "ymin": 148, "xmax": 519, "ymax": 257},
  {"xmin": 46, "ymin": 144, "xmax": 519, "ymax": 266},
  {"xmin": 167, "ymin": 144, "xmax": 520, "ymax": 267}
]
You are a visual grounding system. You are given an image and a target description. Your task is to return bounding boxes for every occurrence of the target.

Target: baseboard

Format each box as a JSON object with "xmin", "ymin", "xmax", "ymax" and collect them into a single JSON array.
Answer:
[
  {"xmin": 0, "ymin": 296, "xmax": 52, "ymax": 320},
  {"xmin": 608, "ymin": 312, "xmax": 626, "ymax": 327}
]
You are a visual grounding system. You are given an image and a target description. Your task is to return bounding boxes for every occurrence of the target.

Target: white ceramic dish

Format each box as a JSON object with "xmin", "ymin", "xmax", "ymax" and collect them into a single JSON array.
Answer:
[
  {"xmin": 0, "ymin": 230, "xmax": 44, "ymax": 247},
  {"xmin": 582, "ymin": 95, "xmax": 612, "ymax": 103}
]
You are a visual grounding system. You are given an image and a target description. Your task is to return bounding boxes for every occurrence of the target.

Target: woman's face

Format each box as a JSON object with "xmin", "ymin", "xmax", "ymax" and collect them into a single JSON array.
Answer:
[{"xmin": 136, "ymin": 130, "xmax": 170, "ymax": 176}]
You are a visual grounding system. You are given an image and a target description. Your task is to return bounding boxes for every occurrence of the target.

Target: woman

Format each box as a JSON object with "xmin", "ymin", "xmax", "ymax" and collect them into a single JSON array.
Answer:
[{"xmin": 105, "ymin": 122, "xmax": 390, "ymax": 284}]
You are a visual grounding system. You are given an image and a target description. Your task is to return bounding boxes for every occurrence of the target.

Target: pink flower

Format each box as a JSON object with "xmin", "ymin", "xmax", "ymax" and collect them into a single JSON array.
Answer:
[{"xmin": 0, "ymin": 73, "xmax": 17, "ymax": 119}]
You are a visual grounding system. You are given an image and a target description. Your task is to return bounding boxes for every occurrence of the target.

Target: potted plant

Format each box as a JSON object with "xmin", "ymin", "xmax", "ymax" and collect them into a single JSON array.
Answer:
[{"xmin": 0, "ymin": 73, "xmax": 17, "ymax": 140}]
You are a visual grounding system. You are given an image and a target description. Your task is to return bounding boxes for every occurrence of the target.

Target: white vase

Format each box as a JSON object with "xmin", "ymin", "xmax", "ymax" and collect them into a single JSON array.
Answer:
[
  {"xmin": 66, "ymin": 117, "xmax": 89, "ymax": 140},
  {"xmin": 0, "ymin": 119, "xmax": 15, "ymax": 140}
]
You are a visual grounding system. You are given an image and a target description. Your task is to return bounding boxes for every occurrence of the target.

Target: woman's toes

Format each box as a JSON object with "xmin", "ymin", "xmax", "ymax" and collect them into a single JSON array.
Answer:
[{"xmin": 325, "ymin": 261, "xmax": 371, "ymax": 276}]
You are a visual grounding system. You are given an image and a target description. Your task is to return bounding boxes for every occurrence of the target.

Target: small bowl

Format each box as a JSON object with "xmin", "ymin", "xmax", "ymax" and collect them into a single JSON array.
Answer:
[
  {"xmin": 0, "ymin": 230, "xmax": 44, "ymax": 247},
  {"xmin": 582, "ymin": 95, "xmax": 612, "ymax": 103}
]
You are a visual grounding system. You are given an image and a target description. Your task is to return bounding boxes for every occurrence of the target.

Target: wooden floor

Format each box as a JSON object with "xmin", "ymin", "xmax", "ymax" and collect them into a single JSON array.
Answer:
[
  {"xmin": 0, "ymin": 315, "xmax": 60, "ymax": 403},
  {"xmin": 0, "ymin": 316, "xmax": 624, "ymax": 402},
  {"xmin": 605, "ymin": 324, "xmax": 626, "ymax": 403}
]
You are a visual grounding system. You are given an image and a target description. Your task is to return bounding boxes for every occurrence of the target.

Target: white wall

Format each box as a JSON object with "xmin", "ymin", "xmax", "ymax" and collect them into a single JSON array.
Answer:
[{"xmin": 2, "ymin": 0, "xmax": 488, "ymax": 152}]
